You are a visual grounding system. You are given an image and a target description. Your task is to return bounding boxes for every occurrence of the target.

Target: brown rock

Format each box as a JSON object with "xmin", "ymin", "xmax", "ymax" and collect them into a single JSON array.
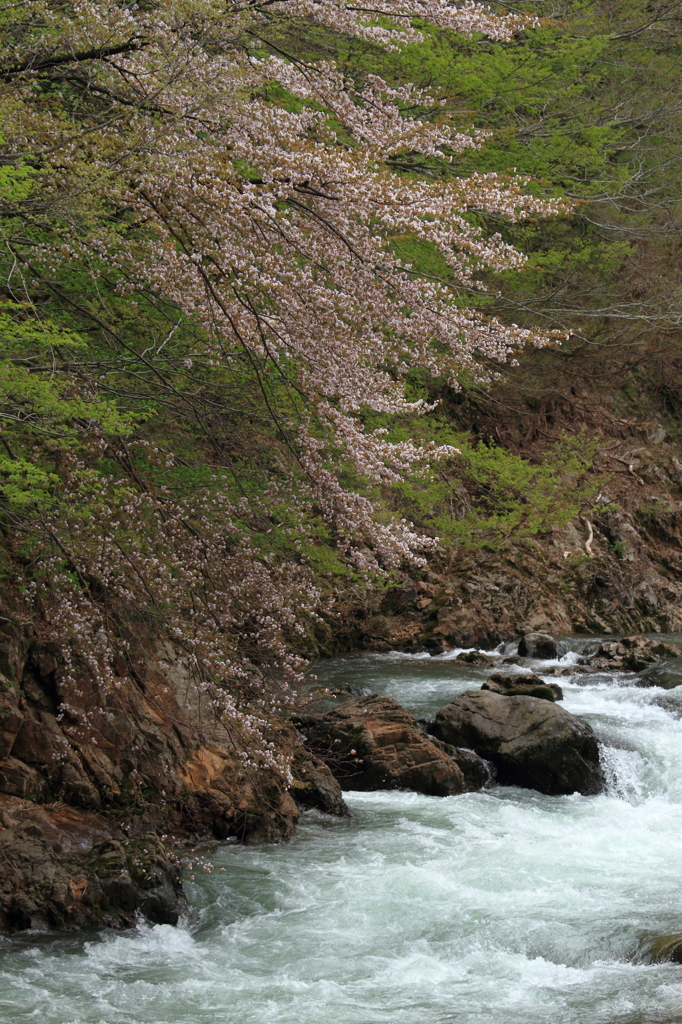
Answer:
[
  {"xmin": 298, "ymin": 694, "xmax": 470, "ymax": 796},
  {"xmin": 428, "ymin": 738, "xmax": 494, "ymax": 791},
  {"xmin": 454, "ymin": 651, "xmax": 496, "ymax": 666},
  {"xmin": 290, "ymin": 749, "xmax": 349, "ymax": 816},
  {"xmin": 646, "ymin": 934, "xmax": 682, "ymax": 964},
  {"xmin": 0, "ymin": 592, "xmax": 322, "ymax": 931},
  {"xmin": 482, "ymin": 672, "xmax": 562, "ymax": 702},
  {"xmin": 584, "ymin": 635, "xmax": 681, "ymax": 672},
  {"xmin": 112, "ymin": 654, "xmax": 128, "ymax": 677},
  {"xmin": 0, "ymin": 796, "xmax": 182, "ymax": 932},
  {"xmin": 0, "ymin": 757, "xmax": 50, "ymax": 802},
  {"xmin": 432, "ymin": 690, "xmax": 603, "ymax": 796},
  {"xmin": 0, "ymin": 704, "xmax": 23, "ymax": 761},
  {"xmin": 518, "ymin": 633, "xmax": 559, "ymax": 659}
]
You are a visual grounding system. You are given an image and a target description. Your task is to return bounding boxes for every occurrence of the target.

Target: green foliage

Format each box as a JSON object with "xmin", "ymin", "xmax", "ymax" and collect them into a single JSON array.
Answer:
[
  {"xmin": 2, "ymin": 0, "xmax": 680, "ymax": 610},
  {"xmin": 0, "ymin": 162, "xmax": 36, "ymax": 204},
  {"xmin": 609, "ymin": 539, "xmax": 628, "ymax": 558},
  {"xmin": 384, "ymin": 423, "xmax": 603, "ymax": 550},
  {"xmin": 286, "ymin": 1, "xmax": 682, "ymax": 343},
  {"xmin": 0, "ymin": 303, "xmax": 139, "ymax": 509}
]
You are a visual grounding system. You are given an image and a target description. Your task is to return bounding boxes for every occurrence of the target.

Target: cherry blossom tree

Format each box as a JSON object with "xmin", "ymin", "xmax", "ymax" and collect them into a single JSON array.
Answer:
[{"xmin": 0, "ymin": 0, "xmax": 566, "ymax": 775}]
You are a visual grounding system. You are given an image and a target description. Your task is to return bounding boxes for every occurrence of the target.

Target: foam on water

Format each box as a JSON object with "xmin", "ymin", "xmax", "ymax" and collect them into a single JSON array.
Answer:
[{"xmin": 2, "ymin": 640, "xmax": 682, "ymax": 1024}]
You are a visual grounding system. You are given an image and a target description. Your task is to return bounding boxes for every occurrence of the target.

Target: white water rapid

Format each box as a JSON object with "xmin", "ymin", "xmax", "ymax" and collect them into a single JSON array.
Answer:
[{"xmin": 2, "ymin": 638, "xmax": 682, "ymax": 1024}]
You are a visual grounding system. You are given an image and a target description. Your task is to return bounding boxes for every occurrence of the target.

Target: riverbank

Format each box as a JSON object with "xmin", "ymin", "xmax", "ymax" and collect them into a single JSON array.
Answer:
[
  {"xmin": 2, "ymin": 638, "xmax": 682, "ymax": 1023},
  {"xmin": 2, "ymin": 410, "xmax": 682, "ymax": 931},
  {"xmin": 0, "ymin": 604, "xmax": 346, "ymax": 931},
  {"xmin": 3, "ymin": 439, "xmax": 682, "ymax": 932}
]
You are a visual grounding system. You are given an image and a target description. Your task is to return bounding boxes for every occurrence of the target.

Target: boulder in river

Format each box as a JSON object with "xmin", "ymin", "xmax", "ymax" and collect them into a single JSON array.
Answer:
[
  {"xmin": 518, "ymin": 633, "xmax": 559, "ymax": 659},
  {"xmin": 431, "ymin": 690, "xmax": 604, "ymax": 796},
  {"xmin": 291, "ymin": 749, "xmax": 349, "ymax": 816},
  {"xmin": 0, "ymin": 795, "xmax": 183, "ymax": 931},
  {"xmin": 581, "ymin": 635, "xmax": 681, "ymax": 672},
  {"xmin": 445, "ymin": 743, "xmax": 494, "ymax": 790},
  {"xmin": 296, "ymin": 694, "xmax": 476, "ymax": 796},
  {"xmin": 453, "ymin": 651, "xmax": 496, "ymax": 667},
  {"xmin": 482, "ymin": 672, "xmax": 563, "ymax": 702},
  {"xmin": 645, "ymin": 934, "xmax": 682, "ymax": 964},
  {"xmin": 635, "ymin": 659, "xmax": 682, "ymax": 690}
]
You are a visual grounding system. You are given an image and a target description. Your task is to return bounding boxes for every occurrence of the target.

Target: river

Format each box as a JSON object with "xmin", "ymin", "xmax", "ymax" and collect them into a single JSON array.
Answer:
[{"xmin": 2, "ymin": 638, "xmax": 682, "ymax": 1024}]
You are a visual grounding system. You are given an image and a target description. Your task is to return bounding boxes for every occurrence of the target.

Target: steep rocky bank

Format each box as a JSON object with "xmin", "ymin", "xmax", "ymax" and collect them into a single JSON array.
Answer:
[
  {"xmin": 3, "ymin": 416, "xmax": 682, "ymax": 932},
  {"xmin": 332, "ymin": 429, "xmax": 682, "ymax": 653},
  {"xmin": 0, "ymin": 601, "xmax": 345, "ymax": 931}
]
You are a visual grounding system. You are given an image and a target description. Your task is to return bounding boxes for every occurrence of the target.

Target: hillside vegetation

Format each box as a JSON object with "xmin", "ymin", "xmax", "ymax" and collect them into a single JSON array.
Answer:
[{"xmin": 1, "ymin": 0, "xmax": 682, "ymax": 783}]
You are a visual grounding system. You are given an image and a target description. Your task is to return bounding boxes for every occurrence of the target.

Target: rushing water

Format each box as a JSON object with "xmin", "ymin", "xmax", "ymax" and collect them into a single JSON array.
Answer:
[{"xmin": 3, "ymin": 639, "xmax": 682, "ymax": 1024}]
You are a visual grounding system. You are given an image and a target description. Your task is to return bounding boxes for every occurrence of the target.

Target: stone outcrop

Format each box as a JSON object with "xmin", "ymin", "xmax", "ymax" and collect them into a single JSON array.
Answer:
[
  {"xmin": 431, "ymin": 690, "xmax": 604, "ymax": 796},
  {"xmin": 481, "ymin": 671, "xmax": 562, "ymax": 702},
  {"xmin": 0, "ymin": 796, "xmax": 182, "ymax": 931},
  {"xmin": 580, "ymin": 635, "xmax": 681, "ymax": 672},
  {"xmin": 0, "ymin": 607, "xmax": 346, "ymax": 932},
  {"xmin": 297, "ymin": 694, "xmax": 483, "ymax": 796},
  {"xmin": 518, "ymin": 633, "xmax": 560, "ymax": 659}
]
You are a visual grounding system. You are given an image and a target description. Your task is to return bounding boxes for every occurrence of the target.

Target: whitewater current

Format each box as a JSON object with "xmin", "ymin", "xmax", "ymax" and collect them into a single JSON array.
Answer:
[{"xmin": 2, "ymin": 638, "xmax": 682, "ymax": 1024}]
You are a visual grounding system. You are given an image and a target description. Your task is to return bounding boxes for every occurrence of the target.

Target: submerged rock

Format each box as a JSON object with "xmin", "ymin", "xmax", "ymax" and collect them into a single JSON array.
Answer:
[
  {"xmin": 518, "ymin": 633, "xmax": 559, "ymax": 659},
  {"xmin": 431, "ymin": 690, "xmax": 604, "ymax": 796},
  {"xmin": 635, "ymin": 659, "xmax": 682, "ymax": 690},
  {"xmin": 646, "ymin": 934, "xmax": 682, "ymax": 964},
  {"xmin": 482, "ymin": 672, "xmax": 562, "ymax": 702},
  {"xmin": 297, "ymin": 694, "xmax": 472, "ymax": 797},
  {"xmin": 581, "ymin": 635, "xmax": 681, "ymax": 672}
]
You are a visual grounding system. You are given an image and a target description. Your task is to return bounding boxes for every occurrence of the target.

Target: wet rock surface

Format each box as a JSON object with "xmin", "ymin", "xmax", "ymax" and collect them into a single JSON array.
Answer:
[
  {"xmin": 453, "ymin": 651, "xmax": 496, "ymax": 666},
  {"xmin": 0, "ymin": 796, "xmax": 183, "ymax": 931},
  {"xmin": 431, "ymin": 690, "xmax": 604, "ymax": 796},
  {"xmin": 428, "ymin": 738, "xmax": 494, "ymax": 791},
  {"xmin": 635, "ymin": 660, "xmax": 682, "ymax": 689},
  {"xmin": 481, "ymin": 672, "xmax": 563, "ymax": 702},
  {"xmin": 646, "ymin": 934, "xmax": 682, "ymax": 964},
  {"xmin": 297, "ymin": 694, "xmax": 475, "ymax": 797},
  {"xmin": 517, "ymin": 633, "xmax": 561, "ymax": 659},
  {"xmin": 581, "ymin": 635, "xmax": 681, "ymax": 672},
  {"xmin": 290, "ymin": 749, "xmax": 349, "ymax": 816}
]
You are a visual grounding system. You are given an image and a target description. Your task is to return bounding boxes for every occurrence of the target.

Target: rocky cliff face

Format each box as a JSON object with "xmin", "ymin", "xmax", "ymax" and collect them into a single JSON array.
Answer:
[
  {"xmin": 338, "ymin": 435, "xmax": 682, "ymax": 652},
  {"xmin": 0, "ymin": 602, "xmax": 345, "ymax": 932}
]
